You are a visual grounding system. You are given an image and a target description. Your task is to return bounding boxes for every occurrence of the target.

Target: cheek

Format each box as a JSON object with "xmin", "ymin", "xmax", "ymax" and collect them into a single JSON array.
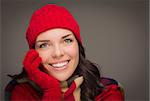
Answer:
[
  {"xmin": 66, "ymin": 44, "xmax": 79, "ymax": 62},
  {"xmin": 36, "ymin": 50, "xmax": 50, "ymax": 63},
  {"xmin": 69, "ymin": 45, "xmax": 79, "ymax": 74}
]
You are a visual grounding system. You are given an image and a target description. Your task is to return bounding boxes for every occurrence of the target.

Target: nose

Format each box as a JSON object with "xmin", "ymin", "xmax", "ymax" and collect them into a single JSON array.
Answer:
[{"xmin": 52, "ymin": 44, "xmax": 64, "ymax": 59}]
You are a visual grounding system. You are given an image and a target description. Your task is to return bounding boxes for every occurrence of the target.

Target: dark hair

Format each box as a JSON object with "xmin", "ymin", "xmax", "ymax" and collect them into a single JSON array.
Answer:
[
  {"xmin": 8, "ymin": 42, "xmax": 103, "ymax": 100},
  {"xmin": 72, "ymin": 42, "xmax": 103, "ymax": 100}
]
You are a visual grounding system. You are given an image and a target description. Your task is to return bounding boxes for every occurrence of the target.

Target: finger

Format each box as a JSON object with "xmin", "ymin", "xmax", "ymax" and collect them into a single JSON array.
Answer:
[
  {"xmin": 23, "ymin": 49, "xmax": 39, "ymax": 65},
  {"xmin": 23, "ymin": 49, "xmax": 35, "ymax": 64},
  {"xmin": 26, "ymin": 49, "xmax": 39, "ymax": 63},
  {"xmin": 23, "ymin": 57, "xmax": 41, "ymax": 76},
  {"xmin": 31, "ymin": 57, "xmax": 42, "ymax": 70}
]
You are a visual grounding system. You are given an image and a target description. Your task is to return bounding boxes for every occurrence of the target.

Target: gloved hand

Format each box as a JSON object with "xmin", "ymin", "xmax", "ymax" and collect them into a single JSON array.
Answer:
[{"xmin": 23, "ymin": 49, "xmax": 62, "ymax": 101}]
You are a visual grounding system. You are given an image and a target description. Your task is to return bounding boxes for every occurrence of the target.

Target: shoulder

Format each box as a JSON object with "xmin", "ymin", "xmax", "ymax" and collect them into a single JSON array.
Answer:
[
  {"xmin": 5, "ymin": 79, "xmax": 18, "ymax": 100},
  {"xmin": 5, "ymin": 79, "xmax": 41, "ymax": 100},
  {"xmin": 95, "ymin": 77, "xmax": 124, "ymax": 101}
]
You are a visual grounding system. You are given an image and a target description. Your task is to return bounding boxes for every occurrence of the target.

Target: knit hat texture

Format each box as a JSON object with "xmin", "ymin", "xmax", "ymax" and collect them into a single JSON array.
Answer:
[{"xmin": 26, "ymin": 4, "xmax": 81, "ymax": 49}]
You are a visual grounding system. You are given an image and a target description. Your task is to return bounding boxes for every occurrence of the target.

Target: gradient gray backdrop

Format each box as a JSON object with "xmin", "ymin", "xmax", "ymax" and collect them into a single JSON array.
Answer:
[{"xmin": 1, "ymin": 0, "xmax": 149, "ymax": 100}]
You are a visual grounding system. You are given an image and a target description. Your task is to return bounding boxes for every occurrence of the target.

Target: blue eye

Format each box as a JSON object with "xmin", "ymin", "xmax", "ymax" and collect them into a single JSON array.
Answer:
[
  {"xmin": 39, "ymin": 43, "xmax": 49, "ymax": 48},
  {"xmin": 64, "ymin": 39, "xmax": 73, "ymax": 44}
]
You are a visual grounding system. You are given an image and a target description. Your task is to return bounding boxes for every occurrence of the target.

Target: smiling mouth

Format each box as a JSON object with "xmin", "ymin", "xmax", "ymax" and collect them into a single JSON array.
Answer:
[{"xmin": 49, "ymin": 60, "xmax": 70, "ymax": 68}]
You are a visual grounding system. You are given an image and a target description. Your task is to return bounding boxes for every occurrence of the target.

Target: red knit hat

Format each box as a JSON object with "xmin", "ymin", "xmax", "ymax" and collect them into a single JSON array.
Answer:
[{"xmin": 26, "ymin": 4, "xmax": 81, "ymax": 49}]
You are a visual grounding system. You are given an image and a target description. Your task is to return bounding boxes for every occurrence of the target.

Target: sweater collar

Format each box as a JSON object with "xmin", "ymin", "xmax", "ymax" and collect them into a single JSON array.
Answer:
[{"xmin": 61, "ymin": 75, "xmax": 84, "ymax": 101}]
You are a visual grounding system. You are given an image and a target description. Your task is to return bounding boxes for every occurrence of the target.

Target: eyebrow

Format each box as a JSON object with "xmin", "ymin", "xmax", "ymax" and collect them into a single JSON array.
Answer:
[
  {"xmin": 36, "ymin": 40, "xmax": 50, "ymax": 43},
  {"xmin": 62, "ymin": 34, "xmax": 72, "ymax": 39},
  {"xmin": 36, "ymin": 34, "xmax": 72, "ymax": 43}
]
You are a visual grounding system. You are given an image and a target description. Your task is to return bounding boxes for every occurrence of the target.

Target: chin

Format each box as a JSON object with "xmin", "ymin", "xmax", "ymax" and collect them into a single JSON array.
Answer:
[
  {"xmin": 54, "ymin": 75, "xmax": 71, "ymax": 82},
  {"xmin": 56, "ymin": 77, "xmax": 68, "ymax": 82}
]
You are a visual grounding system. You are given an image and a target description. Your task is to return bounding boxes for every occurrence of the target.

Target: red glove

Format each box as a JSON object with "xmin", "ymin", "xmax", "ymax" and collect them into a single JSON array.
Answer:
[{"xmin": 23, "ymin": 49, "xmax": 62, "ymax": 101}]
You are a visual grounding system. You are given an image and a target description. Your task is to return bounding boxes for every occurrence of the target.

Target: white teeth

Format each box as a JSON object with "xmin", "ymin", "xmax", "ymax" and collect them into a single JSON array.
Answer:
[{"xmin": 51, "ymin": 61, "xmax": 68, "ymax": 68}]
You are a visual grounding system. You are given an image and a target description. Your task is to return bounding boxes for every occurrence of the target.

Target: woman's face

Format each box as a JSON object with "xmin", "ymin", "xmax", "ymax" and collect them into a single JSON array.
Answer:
[{"xmin": 35, "ymin": 28, "xmax": 79, "ymax": 81}]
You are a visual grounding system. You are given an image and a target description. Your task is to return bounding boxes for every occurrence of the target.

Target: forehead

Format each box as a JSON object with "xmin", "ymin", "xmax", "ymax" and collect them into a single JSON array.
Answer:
[{"xmin": 36, "ymin": 28, "xmax": 74, "ymax": 41}]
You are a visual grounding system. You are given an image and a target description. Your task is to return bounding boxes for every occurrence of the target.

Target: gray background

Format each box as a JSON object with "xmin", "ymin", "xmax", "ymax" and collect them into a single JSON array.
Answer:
[{"xmin": 1, "ymin": 0, "xmax": 149, "ymax": 100}]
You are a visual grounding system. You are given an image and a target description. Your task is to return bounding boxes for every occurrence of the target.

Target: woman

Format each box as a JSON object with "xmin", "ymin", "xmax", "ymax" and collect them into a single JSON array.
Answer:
[{"xmin": 5, "ymin": 4, "xmax": 124, "ymax": 101}]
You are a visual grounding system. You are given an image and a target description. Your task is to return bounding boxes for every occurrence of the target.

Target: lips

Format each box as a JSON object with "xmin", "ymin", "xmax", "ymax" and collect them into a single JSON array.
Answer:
[{"xmin": 49, "ymin": 60, "xmax": 69, "ymax": 68}]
